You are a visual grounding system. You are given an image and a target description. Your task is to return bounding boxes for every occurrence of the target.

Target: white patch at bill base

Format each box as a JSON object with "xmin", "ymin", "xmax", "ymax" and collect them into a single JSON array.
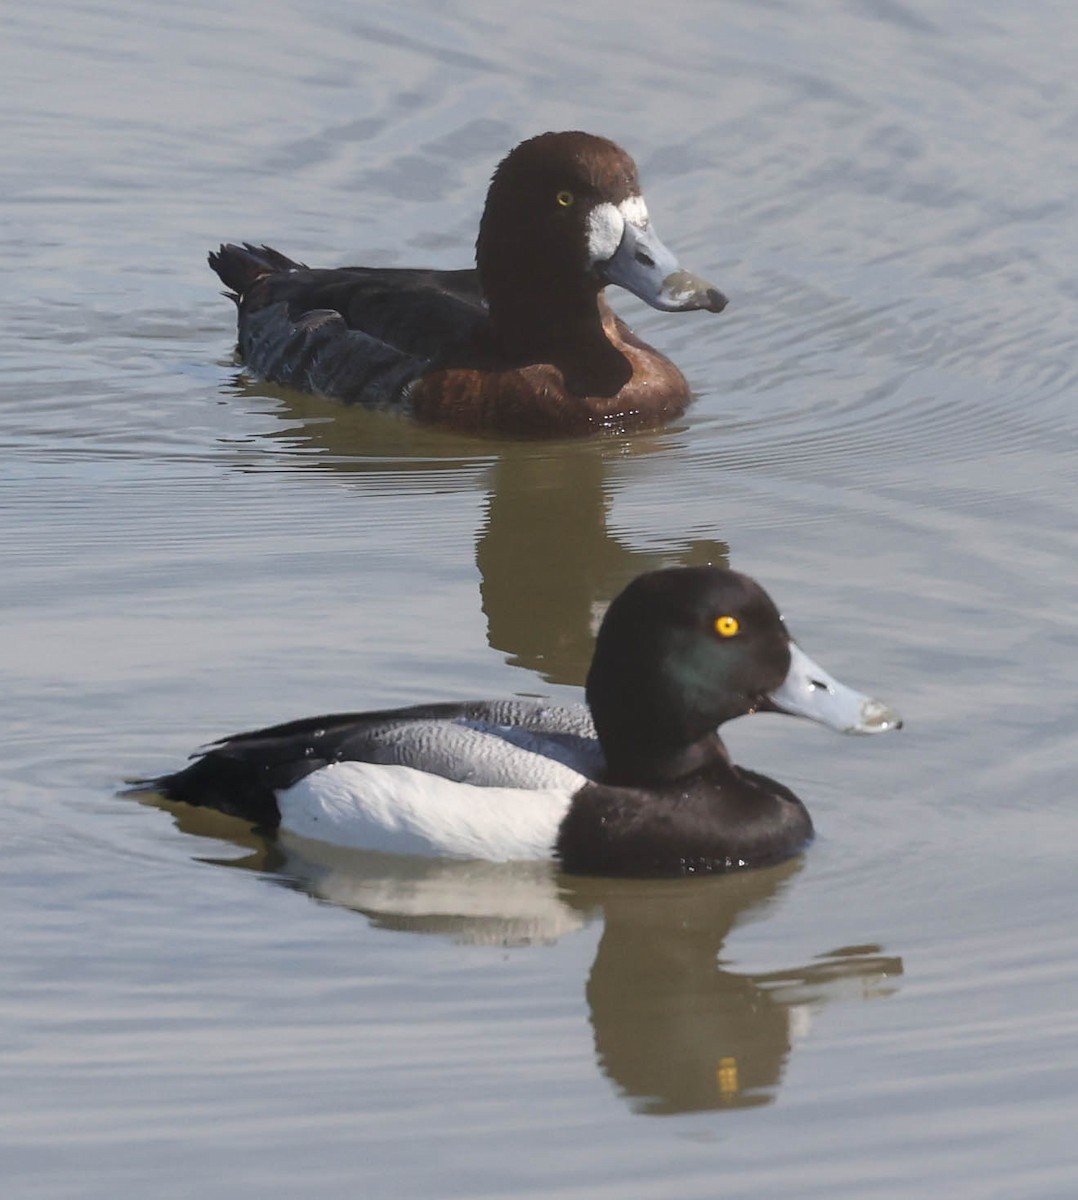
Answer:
[
  {"xmin": 618, "ymin": 194, "xmax": 649, "ymax": 229},
  {"xmin": 586, "ymin": 202, "xmax": 626, "ymax": 265}
]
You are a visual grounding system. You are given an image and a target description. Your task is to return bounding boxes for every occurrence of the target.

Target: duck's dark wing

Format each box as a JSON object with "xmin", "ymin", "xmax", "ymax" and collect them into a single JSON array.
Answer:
[
  {"xmin": 153, "ymin": 700, "xmax": 600, "ymax": 829},
  {"xmin": 209, "ymin": 244, "xmax": 488, "ymax": 405}
]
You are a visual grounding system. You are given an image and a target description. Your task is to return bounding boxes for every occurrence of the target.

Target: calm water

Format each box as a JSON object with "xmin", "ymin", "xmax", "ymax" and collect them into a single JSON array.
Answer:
[{"xmin": 3, "ymin": 1, "xmax": 1078, "ymax": 1196}]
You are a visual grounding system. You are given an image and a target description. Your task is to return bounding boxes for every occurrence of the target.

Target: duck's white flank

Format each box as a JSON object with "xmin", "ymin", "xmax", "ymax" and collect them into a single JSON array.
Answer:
[{"xmin": 277, "ymin": 761, "xmax": 586, "ymax": 860}]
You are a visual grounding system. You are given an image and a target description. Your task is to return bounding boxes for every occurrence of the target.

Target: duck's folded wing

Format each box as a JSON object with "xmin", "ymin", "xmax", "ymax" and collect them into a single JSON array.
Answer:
[
  {"xmin": 233, "ymin": 261, "xmax": 488, "ymax": 404},
  {"xmin": 262, "ymin": 699, "xmax": 602, "ymax": 788},
  {"xmin": 280, "ymin": 266, "xmax": 485, "ymax": 347},
  {"xmin": 326, "ymin": 720, "xmax": 588, "ymax": 789}
]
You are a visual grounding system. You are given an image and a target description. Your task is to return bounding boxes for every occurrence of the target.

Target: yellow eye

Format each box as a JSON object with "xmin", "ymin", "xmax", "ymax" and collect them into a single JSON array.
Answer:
[
  {"xmin": 714, "ymin": 615, "xmax": 740, "ymax": 638},
  {"xmin": 556, "ymin": 190, "xmax": 575, "ymax": 208}
]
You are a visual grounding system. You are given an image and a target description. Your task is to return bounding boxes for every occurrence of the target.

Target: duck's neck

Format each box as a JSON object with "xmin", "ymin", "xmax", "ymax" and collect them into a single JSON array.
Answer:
[
  {"xmin": 600, "ymin": 729, "xmax": 736, "ymax": 789},
  {"xmin": 486, "ymin": 288, "xmax": 633, "ymax": 396}
]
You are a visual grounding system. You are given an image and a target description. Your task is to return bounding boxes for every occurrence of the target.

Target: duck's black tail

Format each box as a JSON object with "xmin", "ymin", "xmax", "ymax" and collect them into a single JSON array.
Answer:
[
  {"xmin": 133, "ymin": 749, "xmax": 284, "ymax": 832},
  {"xmin": 208, "ymin": 243, "xmax": 306, "ymax": 300}
]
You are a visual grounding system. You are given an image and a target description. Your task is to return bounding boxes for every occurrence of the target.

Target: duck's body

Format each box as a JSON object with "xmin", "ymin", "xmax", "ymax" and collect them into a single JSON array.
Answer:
[
  {"xmin": 153, "ymin": 567, "xmax": 901, "ymax": 878},
  {"xmin": 210, "ymin": 131, "xmax": 727, "ymax": 437}
]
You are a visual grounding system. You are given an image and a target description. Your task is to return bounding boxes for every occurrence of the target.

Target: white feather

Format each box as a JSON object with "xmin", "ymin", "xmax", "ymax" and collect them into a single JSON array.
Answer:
[
  {"xmin": 586, "ymin": 202, "xmax": 626, "ymax": 265},
  {"xmin": 619, "ymin": 194, "xmax": 649, "ymax": 229},
  {"xmin": 277, "ymin": 761, "xmax": 584, "ymax": 860}
]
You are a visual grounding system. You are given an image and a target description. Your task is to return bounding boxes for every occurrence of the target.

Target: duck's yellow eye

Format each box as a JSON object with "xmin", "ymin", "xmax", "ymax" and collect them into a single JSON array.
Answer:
[
  {"xmin": 715, "ymin": 615, "xmax": 740, "ymax": 638},
  {"xmin": 556, "ymin": 190, "xmax": 575, "ymax": 208}
]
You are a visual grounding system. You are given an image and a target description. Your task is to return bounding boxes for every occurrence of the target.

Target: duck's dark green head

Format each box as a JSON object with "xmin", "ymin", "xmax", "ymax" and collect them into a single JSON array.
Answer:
[{"xmin": 586, "ymin": 566, "xmax": 900, "ymax": 785}]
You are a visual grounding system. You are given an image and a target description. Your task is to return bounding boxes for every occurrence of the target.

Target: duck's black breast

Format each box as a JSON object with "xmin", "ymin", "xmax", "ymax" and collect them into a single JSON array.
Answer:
[{"xmin": 555, "ymin": 766, "xmax": 814, "ymax": 878}]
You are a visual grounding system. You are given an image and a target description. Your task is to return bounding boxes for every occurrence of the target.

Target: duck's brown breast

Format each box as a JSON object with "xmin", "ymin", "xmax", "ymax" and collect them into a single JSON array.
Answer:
[{"xmin": 409, "ymin": 316, "xmax": 692, "ymax": 437}]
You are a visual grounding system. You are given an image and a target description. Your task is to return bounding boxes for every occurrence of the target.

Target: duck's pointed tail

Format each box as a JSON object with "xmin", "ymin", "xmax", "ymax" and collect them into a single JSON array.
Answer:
[{"xmin": 208, "ymin": 243, "xmax": 306, "ymax": 300}]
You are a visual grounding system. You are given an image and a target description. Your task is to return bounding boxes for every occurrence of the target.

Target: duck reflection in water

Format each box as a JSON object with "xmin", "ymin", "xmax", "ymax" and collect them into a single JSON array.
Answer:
[
  {"xmin": 574, "ymin": 867, "xmax": 901, "ymax": 1114},
  {"xmin": 476, "ymin": 438, "xmax": 730, "ymax": 685},
  {"xmin": 141, "ymin": 802, "xmax": 902, "ymax": 1116},
  {"xmin": 218, "ymin": 383, "xmax": 728, "ymax": 686}
]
